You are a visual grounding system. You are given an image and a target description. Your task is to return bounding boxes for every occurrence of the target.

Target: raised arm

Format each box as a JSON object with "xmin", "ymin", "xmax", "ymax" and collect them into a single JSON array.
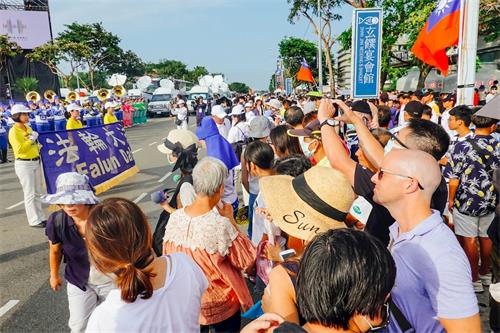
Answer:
[{"xmin": 318, "ymin": 99, "xmax": 356, "ymax": 186}]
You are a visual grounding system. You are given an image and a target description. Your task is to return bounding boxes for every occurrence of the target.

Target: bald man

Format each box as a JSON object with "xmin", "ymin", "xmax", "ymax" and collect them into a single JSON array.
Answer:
[{"xmin": 372, "ymin": 149, "xmax": 480, "ymax": 333}]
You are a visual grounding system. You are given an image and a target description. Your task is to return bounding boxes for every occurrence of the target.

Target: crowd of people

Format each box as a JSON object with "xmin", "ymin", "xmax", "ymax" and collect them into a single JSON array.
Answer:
[{"xmin": 2, "ymin": 80, "xmax": 499, "ymax": 333}]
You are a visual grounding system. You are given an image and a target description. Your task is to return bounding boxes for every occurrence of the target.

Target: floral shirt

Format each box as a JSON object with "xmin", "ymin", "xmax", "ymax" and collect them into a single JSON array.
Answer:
[{"xmin": 444, "ymin": 134, "xmax": 499, "ymax": 216}]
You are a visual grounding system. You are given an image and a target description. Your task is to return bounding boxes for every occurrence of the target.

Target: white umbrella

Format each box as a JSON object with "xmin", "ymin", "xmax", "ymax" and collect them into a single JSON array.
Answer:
[
  {"xmin": 136, "ymin": 76, "xmax": 152, "ymax": 91},
  {"xmin": 159, "ymin": 79, "xmax": 175, "ymax": 89},
  {"xmin": 107, "ymin": 74, "xmax": 127, "ymax": 86}
]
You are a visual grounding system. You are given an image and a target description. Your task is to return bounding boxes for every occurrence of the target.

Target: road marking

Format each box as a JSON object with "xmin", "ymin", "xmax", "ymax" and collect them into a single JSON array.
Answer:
[
  {"xmin": 133, "ymin": 192, "xmax": 148, "ymax": 204},
  {"xmin": 132, "ymin": 148, "xmax": 143, "ymax": 154},
  {"xmin": 6, "ymin": 201, "xmax": 24, "ymax": 210},
  {"xmin": 0, "ymin": 300, "xmax": 19, "ymax": 317},
  {"xmin": 148, "ymin": 141, "xmax": 157, "ymax": 146},
  {"xmin": 158, "ymin": 171, "xmax": 172, "ymax": 183}
]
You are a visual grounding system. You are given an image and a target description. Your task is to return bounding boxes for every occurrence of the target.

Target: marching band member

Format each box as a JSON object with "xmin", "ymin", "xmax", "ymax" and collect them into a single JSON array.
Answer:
[
  {"xmin": 8, "ymin": 104, "xmax": 46, "ymax": 228},
  {"xmin": 103, "ymin": 101, "xmax": 119, "ymax": 125},
  {"xmin": 0, "ymin": 106, "xmax": 9, "ymax": 163},
  {"xmin": 66, "ymin": 103, "xmax": 84, "ymax": 130}
]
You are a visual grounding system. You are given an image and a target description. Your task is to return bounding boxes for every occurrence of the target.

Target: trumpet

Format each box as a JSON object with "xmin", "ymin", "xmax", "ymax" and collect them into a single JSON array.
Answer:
[
  {"xmin": 97, "ymin": 89, "xmax": 110, "ymax": 102},
  {"xmin": 44, "ymin": 90, "xmax": 57, "ymax": 103},
  {"xmin": 26, "ymin": 91, "xmax": 41, "ymax": 103},
  {"xmin": 113, "ymin": 85, "xmax": 126, "ymax": 98},
  {"xmin": 67, "ymin": 91, "xmax": 78, "ymax": 101}
]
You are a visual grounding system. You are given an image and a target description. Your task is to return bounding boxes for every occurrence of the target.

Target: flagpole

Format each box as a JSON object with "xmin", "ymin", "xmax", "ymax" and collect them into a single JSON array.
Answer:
[
  {"xmin": 317, "ymin": 0, "xmax": 323, "ymax": 92},
  {"xmin": 456, "ymin": 0, "xmax": 479, "ymax": 106}
]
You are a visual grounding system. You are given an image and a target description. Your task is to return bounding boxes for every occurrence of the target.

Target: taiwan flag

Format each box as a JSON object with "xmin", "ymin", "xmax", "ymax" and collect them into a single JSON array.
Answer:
[
  {"xmin": 411, "ymin": 0, "xmax": 461, "ymax": 76},
  {"xmin": 296, "ymin": 58, "xmax": 315, "ymax": 83}
]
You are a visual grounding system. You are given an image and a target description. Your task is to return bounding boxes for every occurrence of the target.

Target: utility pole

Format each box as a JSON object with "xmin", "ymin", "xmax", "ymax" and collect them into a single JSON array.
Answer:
[
  {"xmin": 456, "ymin": 0, "xmax": 479, "ymax": 105},
  {"xmin": 317, "ymin": 0, "xmax": 323, "ymax": 92}
]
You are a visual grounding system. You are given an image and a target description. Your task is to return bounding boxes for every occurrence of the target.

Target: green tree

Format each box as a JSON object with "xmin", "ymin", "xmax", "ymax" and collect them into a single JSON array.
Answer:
[
  {"xmin": 58, "ymin": 22, "xmax": 123, "ymax": 89},
  {"xmin": 13, "ymin": 77, "xmax": 39, "ymax": 95},
  {"xmin": 479, "ymin": 0, "xmax": 500, "ymax": 42},
  {"xmin": 269, "ymin": 74, "xmax": 277, "ymax": 92},
  {"xmin": 287, "ymin": 0, "xmax": 343, "ymax": 96},
  {"xmin": 107, "ymin": 50, "xmax": 145, "ymax": 79},
  {"xmin": 229, "ymin": 82, "xmax": 250, "ymax": 94},
  {"xmin": 279, "ymin": 37, "xmax": 324, "ymax": 87},
  {"xmin": 0, "ymin": 35, "xmax": 22, "ymax": 71},
  {"xmin": 185, "ymin": 66, "xmax": 209, "ymax": 83},
  {"xmin": 145, "ymin": 59, "xmax": 189, "ymax": 79},
  {"xmin": 27, "ymin": 39, "xmax": 92, "ymax": 88}
]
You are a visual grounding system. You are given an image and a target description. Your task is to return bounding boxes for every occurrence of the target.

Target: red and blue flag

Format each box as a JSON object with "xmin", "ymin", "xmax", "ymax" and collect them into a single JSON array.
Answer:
[
  {"xmin": 296, "ymin": 58, "xmax": 315, "ymax": 83},
  {"xmin": 411, "ymin": 0, "xmax": 461, "ymax": 76}
]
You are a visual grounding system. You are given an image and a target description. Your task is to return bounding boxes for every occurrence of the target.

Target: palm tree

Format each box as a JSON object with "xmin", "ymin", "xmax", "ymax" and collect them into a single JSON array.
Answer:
[{"xmin": 13, "ymin": 77, "xmax": 39, "ymax": 95}]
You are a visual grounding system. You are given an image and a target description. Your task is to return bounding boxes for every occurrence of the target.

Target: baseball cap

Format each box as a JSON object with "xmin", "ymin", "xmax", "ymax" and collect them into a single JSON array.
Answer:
[
  {"xmin": 405, "ymin": 101, "xmax": 424, "ymax": 118},
  {"xmin": 244, "ymin": 102, "xmax": 253, "ymax": 108},
  {"xmin": 67, "ymin": 103, "xmax": 82, "ymax": 112},
  {"xmin": 230, "ymin": 104, "xmax": 245, "ymax": 115},
  {"xmin": 442, "ymin": 94, "xmax": 456, "ymax": 102},
  {"xmin": 11, "ymin": 104, "xmax": 31, "ymax": 115},
  {"xmin": 248, "ymin": 116, "xmax": 271, "ymax": 138},
  {"xmin": 351, "ymin": 100, "xmax": 371, "ymax": 115},
  {"xmin": 211, "ymin": 105, "xmax": 227, "ymax": 119},
  {"xmin": 288, "ymin": 119, "xmax": 321, "ymax": 139}
]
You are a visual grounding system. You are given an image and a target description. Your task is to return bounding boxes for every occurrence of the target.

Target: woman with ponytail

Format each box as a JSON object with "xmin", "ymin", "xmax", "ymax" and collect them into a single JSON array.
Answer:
[{"xmin": 85, "ymin": 198, "xmax": 207, "ymax": 332}]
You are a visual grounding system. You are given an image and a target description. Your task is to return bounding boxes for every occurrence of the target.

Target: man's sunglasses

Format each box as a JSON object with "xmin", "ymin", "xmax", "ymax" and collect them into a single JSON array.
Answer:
[{"xmin": 377, "ymin": 168, "xmax": 425, "ymax": 190}]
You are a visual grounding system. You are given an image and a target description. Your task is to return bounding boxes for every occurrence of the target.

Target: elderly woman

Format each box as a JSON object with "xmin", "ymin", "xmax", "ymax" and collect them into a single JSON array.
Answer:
[
  {"xmin": 163, "ymin": 157, "xmax": 256, "ymax": 332},
  {"xmin": 42, "ymin": 172, "xmax": 114, "ymax": 333}
]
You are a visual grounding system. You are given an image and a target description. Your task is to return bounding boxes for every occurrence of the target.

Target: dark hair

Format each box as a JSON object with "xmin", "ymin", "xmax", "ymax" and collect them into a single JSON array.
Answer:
[
  {"xmin": 472, "ymin": 114, "xmax": 497, "ymax": 128},
  {"xmin": 285, "ymin": 106, "xmax": 304, "ymax": 127},
  {"xmin": 270, "ymin": 124, "xmax": 302, "ymax": 157},
  {"xmin": 377, "ymin": 106, "xmax": 391, "ymax": 127},
  {"xmin": 422, "ymin": 105, "xmax": 433, "ymax": 117},
  {"xmin": 302, "ymin": 111, "xmax": 318, "ymax": 128},
  {"xmin": 370, "ymin": 128, "xmax": 392, "ymax": 147},
  {"xmin": 244, "ymin": 140, "xmax": 274, "ymax": 170},
  {"xmin": 297, "ymin": 229, "xmax": 395, "ymax": 330},
  {"xmin": 232, "ymin": 113, "xmax": 246, "ymax": 124},
  {"xmin": 449, "ymin": 105, "xmax": 472, "ymax": 127},
  {"xmin": 11, "ymin": 113, "xmax": 24, "ymax": 123},
  {"xmin": 406, "ymin": 119, "xmax": 450, "ymax": 160},
  {"xmin": 86, "ymin": 198, "xmax": 155, "ymax": 303},
  {"xmin": 379, "ymin": 92, "xmax": 389, "ymax": 103},
  {"xmin": 273, "ymin": 154, "xmax": 312, "ymax": 177}
]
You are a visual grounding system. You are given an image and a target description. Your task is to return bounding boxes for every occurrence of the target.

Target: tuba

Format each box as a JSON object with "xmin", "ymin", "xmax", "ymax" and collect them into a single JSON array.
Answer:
[
  {"xmin": 26, "ymin": 91, "xmax": 41, "ymax": 103},
  {"xmin": 112, "ymin": 85, "xmax": 126, "ymax": 98},
  {"xmin": 97, "ymin": 88, "xmax": 110, "ymax": 101},
  {"xmin": 44, "ymin": 90, "xmax": 56, "ymax": 103},
  {"xmin": 67, "ymin": 91, "xmax": 78, "ymax": 101}
]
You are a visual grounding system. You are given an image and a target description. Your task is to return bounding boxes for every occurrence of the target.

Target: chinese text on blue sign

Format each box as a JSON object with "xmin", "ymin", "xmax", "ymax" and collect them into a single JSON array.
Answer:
[
  {"xmin": 351, "ymin": 8, "xmax": 383, "ymax": 99},
  {"xmin": 39, "ymin": 123, "xmax": 139, "ymax": 194}
]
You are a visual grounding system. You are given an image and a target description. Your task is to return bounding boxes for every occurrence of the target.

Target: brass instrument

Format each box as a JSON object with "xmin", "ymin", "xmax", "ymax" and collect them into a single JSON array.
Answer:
[
  {"xmin": 44, "ymin": 90, "xmax": 57, "ymax": 103},
  {"xmin": 112, "ymin": 85, "xmax": 126, "ymax": 98},
  {"xmin": 67, "ymin": 91, "xmax": 78, "ymax": 101},
  {"xmin": 97, "ymin": 89, "xmax": 110, "ymax": 101},
  {"xmin": 62, "ymin": 100, "xmax": 69, "ymax": 108},
  {"xmin": 26, "ymin": 91, "xmax": 41, "ymax": 103}
]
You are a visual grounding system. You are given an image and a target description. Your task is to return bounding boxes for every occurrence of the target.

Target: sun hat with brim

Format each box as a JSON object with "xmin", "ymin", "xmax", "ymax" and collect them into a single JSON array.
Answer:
[
  {"xmin": 67, "ymin": 103, "xmax": 82, "ymax": 112},
  {"xmin": 177, "ymin": 100, "xmax": 186, "ymax": 105},
  {"xmin": 288, "ymin": 119, "xmax": 321, "ymax": 139},
  {"xmin": 249, "ymin": 116, "xmax": 271, "ymax": 138},
  {"xmin": 11, "ymin": 104, "xmax": 31, "ymax": 115},
  {"xmin": 42, "ymin": 172, "xmax": 99, "ymax": 205},
  {"xmin": 266, "ymin": 99, "xmax": 282, "ymax": 110},
  {"xmin": 157, "ymin": 129, "xmax": 199, "ymax": 155},
  {"xmin": 230, "ymin": 104, "xmax": 245, "ymax": 116},
  {"xmin": 211, "ymin": 105, "xmax": 228, "ymax": 119},
  {"xmin": 306, "ymin": 91, "xmax": 323, "ymax": 98},
  {"xmin": 260, "ymin": 166, "xmax": 355, "ymax": 241}
]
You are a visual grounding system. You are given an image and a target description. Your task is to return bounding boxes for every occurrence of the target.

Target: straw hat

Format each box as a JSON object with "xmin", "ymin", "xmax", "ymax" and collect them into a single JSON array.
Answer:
[{"xmin": 260, "ymin": 166, "xmax": 355, "ymax": 241}]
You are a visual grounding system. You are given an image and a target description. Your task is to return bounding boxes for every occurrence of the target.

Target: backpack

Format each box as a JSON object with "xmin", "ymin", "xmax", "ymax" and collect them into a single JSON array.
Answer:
[{"xmin": 230, "ymin": 125, "xmax": 248, "ymax": 162}]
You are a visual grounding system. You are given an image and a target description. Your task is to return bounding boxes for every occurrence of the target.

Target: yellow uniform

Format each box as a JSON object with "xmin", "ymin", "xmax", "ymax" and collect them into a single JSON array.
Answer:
[
  {"xmin": 103, "ymin": 113, "xmax": 118, "ymax": 125},
  {"xmin": 66, "ymin": 118, "xmax": 83, "ymax": 130},
  {"xmin": 8, "ymin": 124, "xmax": 39, "ymax": 159}
]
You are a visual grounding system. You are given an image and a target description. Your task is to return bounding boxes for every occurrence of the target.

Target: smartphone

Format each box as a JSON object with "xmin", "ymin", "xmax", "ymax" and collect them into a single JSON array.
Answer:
[{"xmin": 280, "ymin": 249, "xmax": 296, "ymax": 261}]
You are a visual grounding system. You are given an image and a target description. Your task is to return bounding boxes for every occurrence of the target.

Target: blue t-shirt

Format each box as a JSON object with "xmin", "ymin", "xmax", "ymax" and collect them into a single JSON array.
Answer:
[{"xmin": 388, "ymin": 211, "xmax": 478, "ymax": 332}]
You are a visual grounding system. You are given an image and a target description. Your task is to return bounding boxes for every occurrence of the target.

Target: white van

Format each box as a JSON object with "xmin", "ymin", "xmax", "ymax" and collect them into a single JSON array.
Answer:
[{"xmin": 147, "ymin": 87, "xmax": 173, "ymax": 117}]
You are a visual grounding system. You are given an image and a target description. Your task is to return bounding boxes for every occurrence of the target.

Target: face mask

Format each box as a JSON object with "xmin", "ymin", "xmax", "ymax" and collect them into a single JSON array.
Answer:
[{"xmin": 299, "ymin": 136, "xmax": 316, "ymax": 158}]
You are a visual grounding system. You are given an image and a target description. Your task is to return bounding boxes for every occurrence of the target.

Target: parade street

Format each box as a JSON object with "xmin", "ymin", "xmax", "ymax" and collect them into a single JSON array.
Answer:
[{"xmin": 0, "ymin": 117, "xmax": 187, "ymax": 331}]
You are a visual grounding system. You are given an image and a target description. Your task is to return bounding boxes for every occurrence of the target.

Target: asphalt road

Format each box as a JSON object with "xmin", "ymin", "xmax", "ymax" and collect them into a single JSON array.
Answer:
[
  {"xmin": 0, "ymin": 116, "xmax": 493, "ymax": 332},
  {"xmin": 0, "ymin": 116, "xmax": 191, "ymax": 332}
]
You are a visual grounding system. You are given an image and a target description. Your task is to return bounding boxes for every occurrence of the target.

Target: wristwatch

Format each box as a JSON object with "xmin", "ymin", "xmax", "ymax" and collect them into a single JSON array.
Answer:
[{"xmin": 320, "ymin": 118, "xmax": 339, "ymax": 129}]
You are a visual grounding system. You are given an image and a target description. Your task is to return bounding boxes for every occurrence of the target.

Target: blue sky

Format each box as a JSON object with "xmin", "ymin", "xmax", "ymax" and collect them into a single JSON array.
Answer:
[{"xmin": 50, "ymin": 0, "xmax": 352, "ymax": 89}]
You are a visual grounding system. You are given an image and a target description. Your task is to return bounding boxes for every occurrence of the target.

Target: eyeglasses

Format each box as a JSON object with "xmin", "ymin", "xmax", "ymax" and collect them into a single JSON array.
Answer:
[
  {"xmin": 377, "ymin": 168, "xmax": 425, "ymax": 190},
  {"xmin": 362, "ymin": 302, "xmax": 390, "ymax": 331}
]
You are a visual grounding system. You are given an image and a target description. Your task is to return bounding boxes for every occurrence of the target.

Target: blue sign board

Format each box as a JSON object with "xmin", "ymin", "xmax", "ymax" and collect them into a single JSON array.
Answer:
[
  {"xmin": 351, "ymin": 8, "xmax": 383, "ymax": 98},
  {"xmin": 285, "ymin": 78, "xmax": 293, "ymax": 95}
]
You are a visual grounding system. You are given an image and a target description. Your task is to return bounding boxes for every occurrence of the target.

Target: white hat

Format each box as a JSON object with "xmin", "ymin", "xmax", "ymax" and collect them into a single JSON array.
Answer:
[
  {"xmin": 244, "ymin": 102, "xmax": 253, "ymax": 108},
  {"xmin": 177, "ymin": 100, "xmax": 186, "ymax": 105},
  {"xmin": 67, "ymin": 103, "xmax": 82, "ymax": 112},
  {"xmin": 230, "ymin": 104, "xmax": 245, "ymax": 116},
  {"xmin": 266, "ymin": 99, "xmax": 282, "ymax": 110},
  {"xmin": 303, "ymin": 101, "xmax": 316, "ymax": 114},
  {"xmin": 211, "ymin": 105, "xmax": 227, "ymax": 119},
  {"xmin": 42, "ymin": 172, "xmax": 100, "ymax": 205},
  {"xmin": 104, "ymin": 101, "xmax": 117, "ymax": 109},
  {"xmin": 157, "ymin": 129, "xmax": 199, "ymax": 155},
  {"xmin": 11, "ymin": 104, "xmax": 31, "ymax": 115}
]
